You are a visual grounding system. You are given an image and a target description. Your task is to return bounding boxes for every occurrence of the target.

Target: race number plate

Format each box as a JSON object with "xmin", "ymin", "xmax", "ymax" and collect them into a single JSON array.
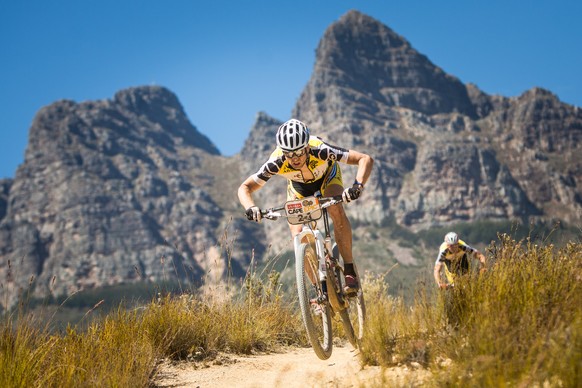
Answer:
[{"xmin": 284, "ymin": 196, "xmax": 322, "ymax": 225}]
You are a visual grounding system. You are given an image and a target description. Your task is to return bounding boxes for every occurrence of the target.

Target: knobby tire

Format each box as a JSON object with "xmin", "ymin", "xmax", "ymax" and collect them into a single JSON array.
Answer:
[
  {"xmin": 332, "ymin": 244, "xmax": 366, "ymax": 349},
  {"xmin": 295, "ymin": 242, "xmax": 333, "ymax": 360},
  {"xmin": 349, "ymin": 289, "xmax": 366, "ymax": 347}
]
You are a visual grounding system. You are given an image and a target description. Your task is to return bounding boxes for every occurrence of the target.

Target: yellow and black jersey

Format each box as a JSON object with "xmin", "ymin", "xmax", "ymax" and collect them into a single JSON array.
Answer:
[
  {"xmin": 251, "ymin": 136, "xmax": 349, "ymax": 187},
  {"xmin": 435, "ymin": 240, "xmax": 477, "ymax": 283}
]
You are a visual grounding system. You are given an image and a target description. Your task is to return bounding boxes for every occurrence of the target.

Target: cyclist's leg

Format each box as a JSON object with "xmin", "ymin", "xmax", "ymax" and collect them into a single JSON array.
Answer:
[
  {"xmin": 325, "ymin": 183, "xmax": 353, "ymax": 265},
  {"xmin": 320, "ymin": 163, "xmax": 353, "ymax": 265},
  {"xmin": 322, "ymin": 164, "xmax": 359, "ymax": 293},
  {"xmin": 326, "ymin": 182, "xmax": 360, "ymax": 294}
]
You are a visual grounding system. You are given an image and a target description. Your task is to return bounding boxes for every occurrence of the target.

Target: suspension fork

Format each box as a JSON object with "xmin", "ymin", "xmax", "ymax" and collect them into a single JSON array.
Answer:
[{"xmin": 294, "ymin": 225, "xmax": 327, "ymax": 283}]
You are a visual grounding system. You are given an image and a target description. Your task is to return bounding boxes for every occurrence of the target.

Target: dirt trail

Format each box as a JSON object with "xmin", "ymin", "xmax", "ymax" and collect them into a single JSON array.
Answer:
[{"xmin": 154, "ymin": 345, "xmax": 429, "ymax": 387}]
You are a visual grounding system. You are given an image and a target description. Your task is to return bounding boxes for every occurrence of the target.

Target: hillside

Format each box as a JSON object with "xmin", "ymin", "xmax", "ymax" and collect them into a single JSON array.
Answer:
[{"xmin": 1, "ymin": 10, "xmax": 581, "ymax": 309}]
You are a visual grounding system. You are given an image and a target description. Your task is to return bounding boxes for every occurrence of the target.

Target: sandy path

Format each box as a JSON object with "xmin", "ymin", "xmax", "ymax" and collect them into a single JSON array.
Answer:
[{"xmin": 154, "ymin": 345, "xmax": 428, "ymax": 387}]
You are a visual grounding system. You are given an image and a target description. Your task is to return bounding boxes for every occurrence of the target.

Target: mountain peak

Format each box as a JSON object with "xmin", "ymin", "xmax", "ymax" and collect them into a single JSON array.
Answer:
[
  {"xmin": 297, "ymin": 11, "xmax": 477, "ymax": 118},
  {"xmin": 113, "ymin": 85, "xmax": 182, "ymax": 114},
  {"xmin": 316, "ymin": 10, "xmax": 409, "ymax": 69},
  {"xmin": 336, "ymin": 10, "xmax": 408, "ymax": 49}
]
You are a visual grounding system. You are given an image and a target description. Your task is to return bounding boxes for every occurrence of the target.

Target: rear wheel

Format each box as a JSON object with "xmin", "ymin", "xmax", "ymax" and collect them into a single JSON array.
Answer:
[
  {"xmin": 349, "ymin": 288, "xmax": 366, "ymax": 346},
  {"xmin": 333, "ymin": 244, "xmax": 366, "ymax": 349},
  {"xmin": 296, "ymin": 242, "xmax": 332, "ymax": 360}
]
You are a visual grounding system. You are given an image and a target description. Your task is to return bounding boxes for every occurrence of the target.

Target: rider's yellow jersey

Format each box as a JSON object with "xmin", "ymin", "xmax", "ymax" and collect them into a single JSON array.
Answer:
[
  {"xmin": 435, "ymin": 240, "xmax": 477, "ymax": 284},
  {"xmin": 251, "ymin": 136, "xmax": 349, "ymax": 187}
]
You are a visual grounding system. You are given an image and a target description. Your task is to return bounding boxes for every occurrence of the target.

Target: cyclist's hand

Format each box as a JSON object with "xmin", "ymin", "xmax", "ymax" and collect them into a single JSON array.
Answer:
[
  {"xmin": 245, "ymin": 206, "xmax": 262, "ymax": 222},
  {"xmin": 342, "ymin": 183, "xmax": 363, "ymax": 203}
]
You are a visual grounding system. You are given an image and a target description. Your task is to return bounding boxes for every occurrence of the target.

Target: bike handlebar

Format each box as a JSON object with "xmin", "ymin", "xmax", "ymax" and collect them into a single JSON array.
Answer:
[{"xmin": 261, "ymin": 195, "xmax": 345, "ymax": 221}]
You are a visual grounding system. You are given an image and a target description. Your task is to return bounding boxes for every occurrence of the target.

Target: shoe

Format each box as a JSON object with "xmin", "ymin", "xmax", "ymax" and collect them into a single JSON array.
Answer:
[{"xmin": 344, "ymin": 274, "xmax": 359, "ymax": 296}]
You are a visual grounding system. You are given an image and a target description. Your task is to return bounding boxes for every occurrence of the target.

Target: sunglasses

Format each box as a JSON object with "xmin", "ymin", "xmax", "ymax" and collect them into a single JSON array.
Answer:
[{"xmin": 283, "ymin": 147, "xmax": 308, "ymax": 159}]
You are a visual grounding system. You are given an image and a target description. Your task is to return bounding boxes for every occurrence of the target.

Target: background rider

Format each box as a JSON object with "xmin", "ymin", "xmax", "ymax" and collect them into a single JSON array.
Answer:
[{"xmin": 434, "ymin": 231, "xmax": 486, "ymax": 289}]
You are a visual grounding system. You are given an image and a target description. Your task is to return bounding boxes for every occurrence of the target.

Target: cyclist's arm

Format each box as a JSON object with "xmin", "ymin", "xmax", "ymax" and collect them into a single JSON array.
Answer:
[
  {"xmin": 464, "ymin": 241, "xmax": 487, "ymax": 271},
  {"xmin": 238, "ymin": 176, "xmax": 262, "ymax": 210},
  {"xmin": 434, "ymin": 261, "xmax": 446, "ymax": 288},
  {"xmin": 345, "ymin": 150, "xmax": 374, "ymax": 186},
  {"xmin": 474, "ymin": 250, "xmax": 487, "ymax": 271}
]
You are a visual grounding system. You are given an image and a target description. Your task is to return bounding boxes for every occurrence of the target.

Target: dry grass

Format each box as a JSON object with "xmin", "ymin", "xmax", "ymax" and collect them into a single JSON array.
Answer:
[
  {"xmin": 0, "ymin": 307, "xmax": 155, "ymax": 387},
  {"xmin": 1, "ymin": 234, "xmax": 580, "ymax": 387},
  {"xmin": 359, "ymin": 234, "xmax": 582, "ymax": 387},
  {"xmin": 0, "ymin": 268, "xmax": 304, "ymax": 387}
]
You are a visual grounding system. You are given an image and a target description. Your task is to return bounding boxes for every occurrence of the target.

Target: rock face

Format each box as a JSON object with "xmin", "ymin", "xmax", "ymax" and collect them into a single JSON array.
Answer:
[
  {"xmin": 0, "ymin": 86, "xmax": 245, "ymax": 309},
  {"xmin": 295, "ymin": 10, "xmax": 476, "ymax": 122},
  {"xmin": 1, "ymin": 10, "xmax": 581, "ymax": 308},
  {"xmin": 0, "ymin": 180, "xmax": 10, "ymax": 221},
  {"xmin": 285, "ymin": 10, "xmax": 582, "ymax": 230}
]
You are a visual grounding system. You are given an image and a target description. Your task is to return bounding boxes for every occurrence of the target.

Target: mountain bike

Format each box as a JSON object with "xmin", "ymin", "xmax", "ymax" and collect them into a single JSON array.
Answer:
[{"xmin": 260, "ymin": 194, "xmax": 366, "ymax": 360}]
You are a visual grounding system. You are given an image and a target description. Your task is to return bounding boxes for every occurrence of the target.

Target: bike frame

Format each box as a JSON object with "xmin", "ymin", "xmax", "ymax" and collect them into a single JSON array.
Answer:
[
  {"xmin": 293, "ymin": 206, "xmax": 337, "ymax": 286},
  {"xmin": 259, "ymin": 194, "xmax": 364, "ymax": 358}
]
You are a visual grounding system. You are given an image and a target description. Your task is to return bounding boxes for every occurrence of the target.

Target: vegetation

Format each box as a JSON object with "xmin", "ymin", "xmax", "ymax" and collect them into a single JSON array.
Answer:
[
  {"xmin": 356, "ymin": 217, "xmax": 581, "ymax": 304},
  {"xmin": 1, "ymin": 234, "xmax": 580, "ymax": 386},
  {"xmin": 360, "ymin": 234, "xmax": 581, "ymax": 386}
]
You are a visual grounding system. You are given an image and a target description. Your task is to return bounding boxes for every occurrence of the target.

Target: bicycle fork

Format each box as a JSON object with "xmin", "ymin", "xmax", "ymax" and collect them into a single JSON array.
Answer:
[{"xmin": 294, "ymin": 227, "xmax": 328, "ymax": 297}]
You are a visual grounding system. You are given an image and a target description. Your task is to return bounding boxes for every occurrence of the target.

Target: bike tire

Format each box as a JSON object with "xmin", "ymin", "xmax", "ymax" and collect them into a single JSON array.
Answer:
[
  {"xmin": 339, "ymin": 301, "xmax": 357, "ymax": 348},
  {"xmin": 332, "ymin": 244, "xmax": 366, "ymax": 349},
  {"xmin": 339, "ymin": 280, "xmax": 366, "ymax": 349},
  {"xmin": 296, "ymin": 242, "xmax": 333, "ymax": 360},
  {"xmin": 351, "ymin": 288, "xmax": 366, "ymax": 344}
]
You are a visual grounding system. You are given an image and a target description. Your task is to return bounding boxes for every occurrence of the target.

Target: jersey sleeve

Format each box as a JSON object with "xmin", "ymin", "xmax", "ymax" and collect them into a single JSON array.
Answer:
[
  {"xmin": 435, "ymin": 242, "xmax": 448, "ymax": 263},
  {"xmin": 310, "ymin": 136, "xmax": 349, "ymax": 163},
  {"xmin": 251, "ymin": 150, "xmax": 284, "ymax": 186},
  {"xmin": 459, "ymin": 240, "xmax": 476, "ymax": 254}
]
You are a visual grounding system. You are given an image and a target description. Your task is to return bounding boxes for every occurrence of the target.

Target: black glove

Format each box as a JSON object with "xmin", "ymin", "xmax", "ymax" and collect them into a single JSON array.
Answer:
[
  {"xmin": 342, "ymin": 182, "xmax": 364, "ymax": 203},
  {"xmin": 245, "ymin": 206, "xmax": 262, "ymax": 222}
]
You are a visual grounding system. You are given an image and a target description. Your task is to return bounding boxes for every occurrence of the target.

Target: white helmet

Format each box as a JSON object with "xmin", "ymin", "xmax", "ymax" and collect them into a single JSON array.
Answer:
[
  {"xmin": 444, "ymin": 232, "xmax": 459, "ymax": 245},
  {"xmin": 276, "ymin": 119, "xmax": 310, "ymax": 151}
]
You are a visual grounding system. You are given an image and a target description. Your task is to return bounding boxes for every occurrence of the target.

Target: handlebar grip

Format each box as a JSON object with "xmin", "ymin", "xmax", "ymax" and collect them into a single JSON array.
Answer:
[{"xmin": 245, "ymin": 208, "xmax": 256, "ymax": 221}]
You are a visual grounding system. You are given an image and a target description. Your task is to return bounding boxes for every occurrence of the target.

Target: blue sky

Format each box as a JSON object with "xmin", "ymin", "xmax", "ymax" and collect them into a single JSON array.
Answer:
[{"xmin": 1, "ymin": 1, "xmax": 581, "ymax": 179}]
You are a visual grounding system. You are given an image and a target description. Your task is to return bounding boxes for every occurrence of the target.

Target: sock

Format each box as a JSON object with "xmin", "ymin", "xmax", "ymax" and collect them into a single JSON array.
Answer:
[{"xmin": 344, "ymin": 263, "xmax": 355, "ymax": 276}]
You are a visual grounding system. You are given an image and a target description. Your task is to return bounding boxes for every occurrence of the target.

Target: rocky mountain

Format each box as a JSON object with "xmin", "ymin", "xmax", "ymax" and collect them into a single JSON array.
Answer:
[
  {"xmin": 0, "ymin": 87, "xmax": 251, "ymax": 309},
  {"xmin": 1, "ymin": 10, "xmax": 581, "ymax": 309},
  {"xmin": 288, "ymin": 10, "xmax": 582, "ymax": 229}
]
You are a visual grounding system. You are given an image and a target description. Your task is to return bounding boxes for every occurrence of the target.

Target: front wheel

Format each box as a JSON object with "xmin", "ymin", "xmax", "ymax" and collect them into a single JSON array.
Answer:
[{"xmin": 296, "ymin": 242, "xmax": 333, "ymax": 360}]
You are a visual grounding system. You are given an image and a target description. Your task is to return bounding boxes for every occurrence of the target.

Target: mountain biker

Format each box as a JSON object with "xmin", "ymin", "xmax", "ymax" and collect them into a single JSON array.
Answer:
[
  {"xmin": 433, "ymin": 232, "xmax": 487, "ymax": 289},
  {"xmin": 238, "ymin": 119, "xmax": 374, "ymax": 294}
]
